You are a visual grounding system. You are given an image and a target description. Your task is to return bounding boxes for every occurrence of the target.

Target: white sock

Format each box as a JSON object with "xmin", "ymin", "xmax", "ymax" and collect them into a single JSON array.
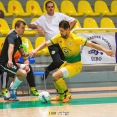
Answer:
[
  {"xmin": 11, "ymin": 77, "xmax": 22, "ymax": 89},
  {"xmin": 10, "ymin": 81, "xmax": 14, "ymax": 87}
]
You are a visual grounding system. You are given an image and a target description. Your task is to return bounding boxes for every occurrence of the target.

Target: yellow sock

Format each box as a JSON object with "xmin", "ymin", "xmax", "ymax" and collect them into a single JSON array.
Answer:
[
  {"xmin": 53, "ymin": 81, "xmax": 59, "ymax": 93},
  {"xmin": 30, "ymin": 87, "xmax": 36, "ymax": 91},
  {"xmin": 55, "ymin": 78, "xmax": 71, "ymax": 98},
  {"xmin": 55, "ymin": 78, "xmax": 67, "ymax": 91},
  {"xmin": 55, "ymin": 78, "xmax": 69, "ymax": 100}
]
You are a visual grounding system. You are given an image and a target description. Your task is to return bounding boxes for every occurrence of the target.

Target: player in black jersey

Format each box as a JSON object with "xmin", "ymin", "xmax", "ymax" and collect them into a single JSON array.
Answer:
[{"xmin": 0, "ymin": 20, "xmax": 30, "ymax": 101}]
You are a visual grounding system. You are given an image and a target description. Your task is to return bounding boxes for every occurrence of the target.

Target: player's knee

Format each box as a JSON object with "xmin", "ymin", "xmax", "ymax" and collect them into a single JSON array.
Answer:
[
  {"xmin": 52, "ymin": 72, "xmax": 60, "ymax": 81},
  {"xmin": 21, "ymin": 70, "xmax": 27, "ymax": 78},
  {"xmin": 52, "ymin": 72, "xmax": 55, "ymax": 77},
  {"xmin": 17, "ymin": 69, "xmax": 27, "ymax": 79}
]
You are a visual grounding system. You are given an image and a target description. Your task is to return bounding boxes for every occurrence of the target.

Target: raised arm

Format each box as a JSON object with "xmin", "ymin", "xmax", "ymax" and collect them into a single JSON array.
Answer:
[
  {"xmin": 86, "ymin": 41, "xmax": 114, "ymax": 57},
  {"xmin": 19, "ymin": 48, "xmax": 29, "ymax": 57},
  {"xmin": 29, "ymin": 40, "xmax": 52, "ymax": 57}
]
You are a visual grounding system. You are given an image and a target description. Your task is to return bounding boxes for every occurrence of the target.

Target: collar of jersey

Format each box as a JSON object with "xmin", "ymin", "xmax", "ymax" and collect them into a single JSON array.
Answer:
[
  {"xmin": 13, "ymin": 30, "xmax": 19, "ymax": 38},
  {"xmin": 46, "ymin": 12, "xmax": 56, "ymax": 18}
]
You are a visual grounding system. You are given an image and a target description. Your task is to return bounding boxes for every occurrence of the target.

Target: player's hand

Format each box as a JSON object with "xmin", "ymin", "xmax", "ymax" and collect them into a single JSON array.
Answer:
[
  {"xmin": 20, "ymin": 64, "xmax": 30, "ymax": 73},
  {"xmin": 29, "ymin": 50, "xmax": 37, "ymax": 57},
  {"xmin": 24, "ymin": 64, "xmax": 30, "ymax": 73},
  {"xmin": 7, "ymin": 60, "xmax": 13, "ymax": 68},
  {"xmin": 105, "ymin": 50, "xmax": 114, "ymax": 57},
  {"xmin": 22, "ymin": 52, "xmax": 29, "ymax": 57}
]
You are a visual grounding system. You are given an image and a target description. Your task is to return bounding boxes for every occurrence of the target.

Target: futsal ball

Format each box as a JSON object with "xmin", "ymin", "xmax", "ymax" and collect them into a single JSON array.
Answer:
[{"xmin": 38, "ymin": 91, "xmax": 50, "ymax": 103}]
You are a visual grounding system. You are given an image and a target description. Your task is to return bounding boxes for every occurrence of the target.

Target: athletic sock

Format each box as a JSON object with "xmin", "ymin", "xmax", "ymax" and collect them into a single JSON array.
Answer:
[
  {"xmin": 53, "ymin": 81, "xmax": 59, "ymax": 93},
  {"xmin": 30, "ymin": 87, "xmax": 36, "ymax": 91},
  {"xmin": 54, "ymin": 78, "xmax": 69, "ymax": 100},
  {"xmin": 10, "ymin": 77, "xmax": 22, "ymax": 89},
  {"xmin": 10, "ymin": 81, "xmax": 14, "ymax": 87}
]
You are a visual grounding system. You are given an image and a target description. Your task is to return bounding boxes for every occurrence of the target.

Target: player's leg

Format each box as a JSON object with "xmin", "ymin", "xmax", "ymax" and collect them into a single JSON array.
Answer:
[
  {"xmin": 42, "ymin": 44, "xmax": 65, "ymax": 80},
  {"xmin": 48, "ymin": 44, "xmax": 65, "ymax": 68},
  {"xmin": 56, "ymin": 44, "xmax": 65, "ymax": 61},
  {"xmin": 6, "ymin": 70, "xmax": 27, "ymax": 101},
  {"xmin": 0, "ymin": 69, "xmax": 2, "ymax": 75},
  {"xmin": 1, "ymin": 72, "xmax": 9, "ymax": 96},
  {"xmin": 51, "ymin": 61, "xmax": 82, "ymax": 103},
  {"xmin": 0, "ymin": 64, "xmax": 27, "ymax": 101},
  {"xmin": 5, "ymin": 69, "xmax": 27, "ymax": 101},
  {"xmin": 51, "ymin": 72, "xmax": 71, "ymax": 102},
  {"xmin": 26, "ymin": 65, "xmax": 39, "ymax": 96},
  {"xmin": 52, "ymin": 78, "xmax": 70, "ymax": 101},
  {"xmin": 52, "ymin": 62, "xmax": 71, "ymax": 101}
]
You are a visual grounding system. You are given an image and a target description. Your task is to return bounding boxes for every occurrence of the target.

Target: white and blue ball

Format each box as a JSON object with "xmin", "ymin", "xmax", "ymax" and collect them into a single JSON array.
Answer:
[{"xmin": 38, "ymin": 91, "xmax": 50, "ymax": 103}]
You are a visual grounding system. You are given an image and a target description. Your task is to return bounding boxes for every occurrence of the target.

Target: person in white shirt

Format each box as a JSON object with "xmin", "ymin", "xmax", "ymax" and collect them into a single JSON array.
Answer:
[{"xmin": 29, "ymin": 0, "xmax": 76, "ymax": 79}]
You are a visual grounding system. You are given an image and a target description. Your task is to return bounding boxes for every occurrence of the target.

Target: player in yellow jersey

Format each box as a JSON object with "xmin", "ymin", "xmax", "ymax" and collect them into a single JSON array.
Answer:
[{"xmin": 29, "ymin": 20, "xmax": 114, "ymax": 103}]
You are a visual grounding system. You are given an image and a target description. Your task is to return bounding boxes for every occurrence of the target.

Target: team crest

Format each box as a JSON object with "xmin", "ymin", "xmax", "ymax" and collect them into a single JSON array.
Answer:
[
  {"xmin": 62, "ymin": 47, "xmax": 71, "ymax": 55},
  {"xmin": 51, "ymin": 51, "xmax": 55, "ymax": 55}
]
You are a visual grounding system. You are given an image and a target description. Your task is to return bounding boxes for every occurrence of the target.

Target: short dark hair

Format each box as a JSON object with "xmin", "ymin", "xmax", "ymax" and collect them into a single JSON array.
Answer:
[
  {"xmin": 45, "ymin": 1, "xmax": 55, "ymax": 8},
  {"xmin": 59, "ymin": 20, "xmax": 70, "ymax": 30},
  {"xmin": 0, "ymin": 10, "xmax": 4, "ymax": 19},
  {"xmin": 15, "ymin": 20, "xmax": 26, "ymax": 28}
]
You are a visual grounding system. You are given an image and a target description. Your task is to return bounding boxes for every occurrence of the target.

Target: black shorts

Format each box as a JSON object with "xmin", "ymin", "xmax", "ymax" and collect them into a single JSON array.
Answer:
[
  {"xmin": 48, "ymin": 44, "xmax": 65, "ymax": 61},
  {"xmin": 0, "ymin": 64, "xmax": 19, "ymax": 77},
  {"xmin": 0, "ymin": 69, "xmax": 2, "ymax": 75}
]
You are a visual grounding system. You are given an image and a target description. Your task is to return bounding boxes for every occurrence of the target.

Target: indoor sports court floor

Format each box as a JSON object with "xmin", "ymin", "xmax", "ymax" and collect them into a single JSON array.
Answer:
[{"xmin": 0, "ymin": 91, "xmax": 117, "ymax": 117}]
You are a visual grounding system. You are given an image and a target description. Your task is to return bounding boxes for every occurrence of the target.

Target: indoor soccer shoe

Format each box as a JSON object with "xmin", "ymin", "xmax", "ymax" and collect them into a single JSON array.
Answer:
[
  {"xmin": 1, "ymin": 89, "xmax": 8, "ymax": 97},
  {"xmin": 62, "ymin": 95, "xmax": 72, "ymax": 103},
  {"xmin": 51, "ymin": 95, "xmax": 64, "ymax": 101},
  {"xmin": 62, "ymin": 97, "xmax": 70, "ymax": 103},
  {"xmin": 30, "ymin": 89, "xmax": 39, "ymax": 96},
  {"xmin": 51, "ymin": 96, "xmax": 61, "ymax": 101},
  {"xmin": 4, "ymin": 88, "xmax": 19, "ymax": 101}
]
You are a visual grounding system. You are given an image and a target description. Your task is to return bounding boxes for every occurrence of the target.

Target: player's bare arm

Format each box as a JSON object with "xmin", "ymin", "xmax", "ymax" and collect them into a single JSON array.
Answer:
[
  {"xmin": 29, "ymin": 40, "xmax": 52, "ymax": 57},
  {"xmin": 19, "ymin": 48, "xmax": 29, "ymax": 57},
  {"xmin": 7, "ymin": 44, "xmax": 14, "ymax": 68},
  {"xmin": 86, "ymin": 41, "xmax": 114, "ymax": 57}
]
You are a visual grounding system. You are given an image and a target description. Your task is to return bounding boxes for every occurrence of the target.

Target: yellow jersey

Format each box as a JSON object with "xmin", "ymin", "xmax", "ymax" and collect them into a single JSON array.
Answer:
[{"xmin": 50, "ymin": 32, "xmax": 87, "ymax": 63}]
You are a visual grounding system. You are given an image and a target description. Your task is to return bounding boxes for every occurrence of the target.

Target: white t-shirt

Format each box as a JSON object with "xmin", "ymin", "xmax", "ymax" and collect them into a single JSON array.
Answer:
[{"xmin": 31, "ymin": 12, "xmax": 75, "ymax": 41}]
